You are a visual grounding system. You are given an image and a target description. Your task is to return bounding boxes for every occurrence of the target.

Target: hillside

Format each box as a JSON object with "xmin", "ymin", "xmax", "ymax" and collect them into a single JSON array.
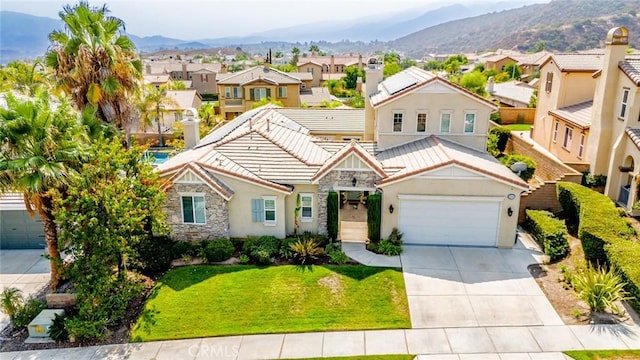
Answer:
[
  {"xmin": 0, "ymin": 11, "xmax": 61, "ymax": 63},
  {"xmin": 391, "ymin": 0, "xmax": 640, "ymax": 56}
]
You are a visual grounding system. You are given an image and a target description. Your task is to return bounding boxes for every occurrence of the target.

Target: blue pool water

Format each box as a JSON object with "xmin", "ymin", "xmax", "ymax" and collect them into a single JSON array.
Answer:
[{"xmin": 144, "ymin": 151, "xmax": 170, "ymax": 165}]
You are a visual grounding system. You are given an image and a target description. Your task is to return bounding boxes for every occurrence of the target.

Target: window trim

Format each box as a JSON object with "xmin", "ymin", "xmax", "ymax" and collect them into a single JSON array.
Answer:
[
  {"xmin": 277, "ymin": 86, "xmax": 287, "ymax": 99},
  {"xmin": 416, "ymin": 112, "xmax": 427, "ymax": 133},
  {"xmin": 440, "ymin": 111, "xmax": 452, "ymax": 133},
  {"xmin": 545, "ymin": 72, "xmax": 553, "ymax": 93},
  {"xmin": 180, "ymin": 193, "xmax": 206, "ymax": 225},
  {"xmin": 619, "ymin": 87, "xmax": 630, "ymax": 120},
  {"xmin": 263, "ymin": 196, "xmax": 276, "ymax": 226},
  {"xmin": 463, "ymin": 112, "xmax": 476, "ymax": 134},
  {"xmin": 562, "ymin": 126, "xmax": 573, "ymax": 150},
  {"xmin": 392, "ymin": 111, "xmax": 403, "ymax": 133},
  {"xmin": 552, "ymin": 120, "xmax": 559, "ymax": 143},
  {"xmin": 300, "ymin": 193, "xmax": 313, "ymax": 222},
  {"xmin": 578, "ymin": 133, "xmax": 585, "ymax": 158}
]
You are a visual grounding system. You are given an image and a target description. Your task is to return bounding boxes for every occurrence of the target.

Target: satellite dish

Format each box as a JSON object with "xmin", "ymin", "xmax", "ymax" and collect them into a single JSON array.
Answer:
[{"xmin": 510, "ymin": 161, "xmax": 528, "ymax": 175}]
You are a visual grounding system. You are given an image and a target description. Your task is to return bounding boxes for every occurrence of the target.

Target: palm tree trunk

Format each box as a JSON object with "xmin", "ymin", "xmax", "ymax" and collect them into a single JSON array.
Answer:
[{"xmin": 37, "ymin": 197, "xmax": 61, "ymax": 290}]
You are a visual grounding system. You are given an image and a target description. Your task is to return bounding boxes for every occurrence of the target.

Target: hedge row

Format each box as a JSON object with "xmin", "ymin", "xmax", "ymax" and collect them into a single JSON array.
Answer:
[
  {"xmin": 525, "ymin": 209, "xmax": 569, "ymax": 262},
  {"xmin": 556, "ymin": 182, "xmax": 639, "ymax": 309}
]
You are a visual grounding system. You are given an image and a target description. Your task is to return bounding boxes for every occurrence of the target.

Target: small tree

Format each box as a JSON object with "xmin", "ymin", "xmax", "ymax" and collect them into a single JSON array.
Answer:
[
  {"xmin": 327, "ymin": 191, "xmax": 339, "ymax": 240},
  {"xmin": 367, "ymin": 194, "xmax": 382, "ymax": 242},
  {"xmin": 460, "ymin": 71, "xmax": 487, "ymax": 96},
  {"xmin": 504, "ymin": 62, "xmax": 522, "ymax": 80}
]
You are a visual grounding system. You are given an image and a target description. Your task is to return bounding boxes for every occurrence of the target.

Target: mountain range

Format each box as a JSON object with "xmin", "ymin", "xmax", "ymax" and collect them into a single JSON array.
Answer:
[{"xmin": 1, "ymin": 0, "xmax": 639, "ymax": 64}]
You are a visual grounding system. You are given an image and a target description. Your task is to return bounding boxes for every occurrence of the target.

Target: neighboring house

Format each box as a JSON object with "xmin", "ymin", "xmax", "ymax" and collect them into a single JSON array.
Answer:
[
  {"xmin": 157, "ymin": 66, "xmax": 527, "ymax": 248},
  {"xmin": 531, "ymin": 52, "xmax": 603, "ymax": 163},
  {"xmin": 217, "ymin": 66, "xmax": 303, "ymax": 120},
  {"xmin": 482, "ymin": 55, "xmax": 519, "ymax": 73},
  {"xmin": 133, "ymin": 89, "xmax": 202, "ymax": 144},
  {"xmin": 517, "ymin": 51, "xmax": 552, "ymax": 79},
  {"xmin": 144, "ymin": 74, "xmax": 173, "ymax": 88},
  {"xmin": 297, "ymin": 54, "xmax": 375, "ymax": 87},
  {"xmin": 145, "ymin": 62, "xmax": 223, "ymax": 97},
  {"xmin": 487, "ymin": 79, "xmax": 535, "ymax": 108}
]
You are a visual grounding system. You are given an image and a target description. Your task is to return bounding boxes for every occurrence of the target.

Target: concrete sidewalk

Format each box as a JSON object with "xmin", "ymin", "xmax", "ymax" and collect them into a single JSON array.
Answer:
[{"xmin": 3, "ymin": 324, "xmax": 640, "ymax": 359}]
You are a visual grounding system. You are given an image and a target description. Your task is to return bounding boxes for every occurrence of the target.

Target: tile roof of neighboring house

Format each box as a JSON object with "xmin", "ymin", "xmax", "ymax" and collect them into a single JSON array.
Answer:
[
  {"xmin": 273, "ymin": 107, "xmax": 364, "ymax": 133},
  {"xmin": 482, "ymin": 54, "xmax": 518, "ymax": 63},
  {"xmin": 290, "ymin": 72, "xmax": 313, "ymax": 81},
  {"xmin": 626, "ymin": 128, "xmax": 640, "ymax": 151},
  {"xmin": 321, "ymin": 73, "xmax": 347, "ymax": 81},
  {"xmin": 620, "ymin": 59, "xmax": 640, "ymax": 86},
  {"xmin": 296, "ymin": 55, "xmax": 370, "ymax": 67},
  {"xmin": 489, "ymin": 81, "xmax": 535, "ymax": 106},
  {"xmin": 143, "ymin": 74, "xmax": 171, "ymax": 84},
  {"xmin": 370, "ymin": 67, "xmax": 497, "ymax": 110},
  {"xmin": 549, "ymin": 101, "xmax": 593, "ymax": 129},
  {"xmin": 146, "ymin": 62, "xmax": 222, "ymax": 74},
  {"xmin": 217, "ymin": 66, "xmax": 302, "ymax": 85},
  {"xmin": 376, "ymin": 136, "xmax": 527, "ymax": 188},
  {"xmin": 164, "ymin": 90, "xmax": 200, "ymax": 110},
  {"xmin": 517, "ymin": 51, "xmax": 552, "ymax": 66},
  {"xmin": 542, "ymin": 53, "xmax": 604, "ymax": 72},
  {"xmin": 297, "ymin": 88, "xmax": 339, "ymax": 107}
]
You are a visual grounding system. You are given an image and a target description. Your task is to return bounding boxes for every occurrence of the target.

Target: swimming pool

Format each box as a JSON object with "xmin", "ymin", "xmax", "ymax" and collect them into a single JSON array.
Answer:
[{"xmin": 143, "ymin": 151, "xmax": 171, "ymax": 165}]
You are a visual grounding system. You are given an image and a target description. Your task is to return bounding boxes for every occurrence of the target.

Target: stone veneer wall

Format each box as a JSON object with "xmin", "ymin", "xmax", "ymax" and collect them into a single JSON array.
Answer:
[
  {"xmin": 164, "ymin": 183, "xmax": 229, "ymax": 241},
  {"xmin": 317, "ymin": 170, "xmax": 379, "ymax": 235}
]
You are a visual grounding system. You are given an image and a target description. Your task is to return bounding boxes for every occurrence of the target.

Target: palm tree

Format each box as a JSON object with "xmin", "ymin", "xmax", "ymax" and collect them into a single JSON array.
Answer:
[
  {"xmin": 44, "ymin": 2, "xmax": 142, "ymax": 142},
  {"xmin": 0, "ymin": 93, "xmax": 88, "ymax": 289},
  {"xmin": 0, "ymin": 60, "xmax": 50, "ymax": 96},
  {"xmin": 137, "ymin": 84, "xmax": 179, "ymax": 147}
]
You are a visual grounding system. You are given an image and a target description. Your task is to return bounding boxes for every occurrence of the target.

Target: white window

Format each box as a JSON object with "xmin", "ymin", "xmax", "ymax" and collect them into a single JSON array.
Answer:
[
  {"xmin": 225, "ymin": 86, "xmax": 243, "ymax": 99},
  {"xmin": 393, "ymin": 112, "xmax": 403, "ymax": 132},
  {"xmin": 264, "ymin": 196, "xmax": 276, "ymax": 224},
  {"xmin": 416, "ymin": 113, "xmax": 427, "ymax": 132},
  {"xmin": 250, "ymin": 87, "xmax": 270, "ymax": 101},
  {"xmin": 552, "ymin": 120, "xmax": 559, "ymax": 142},
  {"xmin": 464, "ymin": 113, "xmax": 476, "ymax": 133},
  {"xmin": 578, "ymin": 133, "xmax": 585, "ymax": 158},
  {"xmin": 440, "ymin": 112, "xmax": 451, "ymax": 133},
  {"xmin": 620, "ymin": 88, "xmax": 630, "ymax": 119},
  {"xmin": 563, "ymin": 126, "xmax": 573, "ymax": 149},
  {"xmin": 181, "ymin": 194, "xmax": 205, "ymax": 224},
  {"xmin": 300, "ymin": 194, "xmax": 313, "ymax": 221},
  {"xmin": 545, "ymin": 72, "xmax": 553, "ymax": 93},
  {"xmin": 278, "ymin": 86, "xmax": 287, "ymax": 98}
]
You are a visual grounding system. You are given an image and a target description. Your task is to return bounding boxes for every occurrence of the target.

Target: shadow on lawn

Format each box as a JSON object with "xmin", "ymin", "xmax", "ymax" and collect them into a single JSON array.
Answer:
[{"xmin": 156, "ymin": 264, "xmax": 402, "ymax": 292}]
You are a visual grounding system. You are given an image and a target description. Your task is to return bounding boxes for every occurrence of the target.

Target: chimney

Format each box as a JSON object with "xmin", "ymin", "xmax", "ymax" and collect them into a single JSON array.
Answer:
[
  {"xmin": 181, "ymin": 108, "xmax": 201, "ymax": 149},
  {"xmin": 358, "ymin": 54, "xmax": 363, "ymax": 69},
  {"xmin": 182, "ymin": 63, "xmax": 188, "ymax": 79},
  {"xmin": 145, "ymin": 63, "xmax": 151, "ymax": 74},
  {"xmin": 356, "ymin": 76, "xmax": 363, "ymax": 93},
  {"xmin": 487, "ymin": 76, "xmax": 495, "ymax": 94},
  {"xmin": 220, "ymin": 63, "xmax": 227, "ymax": 74},
  {"xmin": 330, "ymin": 55, "xmax": 335, "ymax": 74},
  {"xmin": 364, "ymin": 60, "xmax": 383, "ymax": 142},
  {"xmin": 586, "ymin": 27, "xmax": 629, "ymax": 176}
]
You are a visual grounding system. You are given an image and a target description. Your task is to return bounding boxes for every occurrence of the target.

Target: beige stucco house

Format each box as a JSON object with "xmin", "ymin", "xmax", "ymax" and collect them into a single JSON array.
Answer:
[
  {"xmin": 145, "ymin": 61, "xmax": 222, "ymax": 98},
  {"xmin": 158, "ymin": 66, "xmax": 528, "ymax": 248}
]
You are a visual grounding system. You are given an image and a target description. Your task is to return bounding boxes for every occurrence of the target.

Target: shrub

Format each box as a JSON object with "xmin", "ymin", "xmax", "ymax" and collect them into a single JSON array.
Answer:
[
  {"xmin": 367, "ymin": 194, "xmax": 382, "ymax": 242},
  {"xmin": 201, "ymin": 238, "xmax": 235, "ymax": 262},
  {"xmin": 583, "ymin": 173, "xmax": 607, "ymax": 188},
  {"xmin": 490, "ymin": 111, "xmax": 502, "ymax": 125},
  {"xmin": 0, "ymin": 287, "xmax": 24, "ymax": 321},
  {"xmin": 378, "ymin": 238, "xmax": 403, "ymax": 256},
  {"xmin": 525, "ymin": 209, "xmax": 569, "ymax": 262},
  {"xmin": 572, "ymin": 266, "xmax": 629, "ymax": 313},
  {"xmin": 238, "ymin": 254, "xmax": 250, "ymax": 264},
  {"xmin": 48, "ymin": 313, "xmax": 69, "ymax": 342},
  {"xmin": 290, "ymin": 239, "xmax": 323, "ymax": 264},
  {"xmin": 557, "ymin": 182, "xmax": 640, "ymax": 311},
  {"xmin": 487, "ymin": 132, "xmax": 500, "ymax": 157},
  {"xmin": 325, "ymin": 242, "xmax": 349, "ymax": 264},
  {"xmin": 133, "ymin": 235, "xmax": 175, "ymax": 276},
  {"xmin": 279, "ymin": 237, "xmax": 299, "ymax": 258},
  {"xmin": 298, "ymin": 232, "xmax": 329, "ymax": 247},
  {"xmin": 500, "ymin": 153, "xmax": 536, "ymax": 181},
  {"xmin": 242, "ymin": 236, "xmax": 280, "ymax": 261},
  {"xmin": 387, "ymin": 227, "xmax": 403, "ymax": 246},
  {"xmin": 172, "ymin": 241, "xmax": 200, "ymax": 258},
  {"xmin": 327, "ymin": 191, "xmax": 339, "ymax": 240},
  {"xmin": 65, "ymin": 315, "xmax": 109, "ymax": 341},
  {"xmin": 490, "ymin": 126, "xmax": 511, "ymax": 153},
  {"xmin": 13, "ymin": 298, "xmax": 46, "ymax": 328}
]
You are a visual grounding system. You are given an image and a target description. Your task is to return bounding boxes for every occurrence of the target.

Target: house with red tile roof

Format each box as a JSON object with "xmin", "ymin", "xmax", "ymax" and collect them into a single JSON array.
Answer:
[{"xmin": 157, "ymin": 65, "xmax": 528, "ymax": 248}]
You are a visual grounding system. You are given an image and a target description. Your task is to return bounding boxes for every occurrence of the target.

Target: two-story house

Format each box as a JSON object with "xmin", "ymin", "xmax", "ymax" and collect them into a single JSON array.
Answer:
[
  {"xmin": 157, "ymin": 66, "xmax": 527, "ymax": 248},
  {"xmin": 217, "ymin": 66, "xmax": 307, "ymax": 120},
  {"xmin": 297, "ymin": 54, "xmax": 375, "ymax": 87},
  {"xmin": 145, "ymin": 62, "xmax": 222, "ymax": 98}
]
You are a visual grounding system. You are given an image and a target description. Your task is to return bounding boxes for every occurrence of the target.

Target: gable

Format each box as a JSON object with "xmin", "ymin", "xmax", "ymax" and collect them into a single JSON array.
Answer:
[
  {"xmin": 415, "ymin": 81, "xmax": 458, "ymax": 94},
  {"xmin": 417, "ymin": 165, "xmax": 485, "ymax": 179},
  {"xmin": 335, "ymin": 153, "xmax": 373, "ymax": 171},
  {"xmin": 175, "ymin": 169, "xmax": 204, "ymax": 183}
]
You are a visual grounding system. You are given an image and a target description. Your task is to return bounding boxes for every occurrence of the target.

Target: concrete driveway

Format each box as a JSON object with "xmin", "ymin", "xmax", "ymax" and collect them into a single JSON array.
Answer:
[{"xmin": 401, "ymin": 236, "xmax": 564, "ymax": 329}]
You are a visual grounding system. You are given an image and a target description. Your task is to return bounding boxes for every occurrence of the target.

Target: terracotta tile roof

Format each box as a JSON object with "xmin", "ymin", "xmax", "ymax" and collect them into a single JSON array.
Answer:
[
  {"xmin": 311, "ymin": 141, "xmax": 387, "ymax": 182},
  {"xmin": 143, "ymin": 74, "xmax": 171, "ymax": 84},
  {"xmin": 376, "ymin": 136, "xmax": 528, "ymax": 189},
  {"xmin": 217, "ymin": 66, "xmax": 302, "ymax": 85},
  {"xmin": 549, "ymin": 101, "xmax": 592, "ymax": 129},
  {"xmin": 626, "ymin": 128, "xmax": 640, "ymax": 151},
  {"xmin": 321, "ymin": 73, "xmax": 347, "ymax": 81},
  {"xmin": 291, "ymin": 72, "xmax": 313, "ymax": 81},
  {"xmin": 542, "ymin": 53, "xmax": 603, "ymax": 72},
  {"xmin": 482, "ymin": 54, "xmax": 518, "ymax": 63},
  {"xmin": 620, "ymin": 59, "xmax": 640, "ymax": 86}
]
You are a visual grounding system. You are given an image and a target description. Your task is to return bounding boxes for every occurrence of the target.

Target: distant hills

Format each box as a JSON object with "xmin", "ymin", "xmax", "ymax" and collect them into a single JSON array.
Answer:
[{"xmin": 2, "ymin": 0, "xmax": 639, "ymax": 64}]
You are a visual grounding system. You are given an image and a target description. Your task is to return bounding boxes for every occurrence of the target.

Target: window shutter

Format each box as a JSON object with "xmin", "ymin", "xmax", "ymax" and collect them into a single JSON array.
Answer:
[
  {"xmin": 266, "ymin": 88, "xmax": 271, "ymax": 99},
  {"xmin": 251, "ymin": 199, "xmax": 264, "ymax": 222},
  {"xmin": 249, "ymin": 88, "xmax": 255, "ymax": 101}
]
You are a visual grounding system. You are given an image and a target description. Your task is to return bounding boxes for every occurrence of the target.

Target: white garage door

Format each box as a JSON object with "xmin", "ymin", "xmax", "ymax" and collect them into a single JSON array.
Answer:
[{"xmin": 398, "ymin": 196, "xmax": 500, "ymax": 247}]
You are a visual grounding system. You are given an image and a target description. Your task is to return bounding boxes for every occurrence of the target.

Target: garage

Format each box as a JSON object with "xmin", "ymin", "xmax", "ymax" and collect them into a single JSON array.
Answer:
[
  {"xmin": 398, "ymin": 195, "xmax": 501, "ymax": 247},
  {"xmin": 1, "ymin": 193, "xmax": 46, "ymax": 249}
]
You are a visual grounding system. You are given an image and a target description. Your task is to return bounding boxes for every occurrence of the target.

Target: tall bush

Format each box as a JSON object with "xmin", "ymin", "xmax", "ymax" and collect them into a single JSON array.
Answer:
[
  {"xmin": 327, "ymin": 191, "xmax": 339, "ymax": 240},
  {"xmin": 367, "ymin": 194, "xmax": 382, "ymax": 242},
  {"xmin": 490, "ymin": 127, "xmax": 511, "ymax": 153},
  {"xmin": 525, "ymin": 209, "xmax": 569, "ymax": 261}
]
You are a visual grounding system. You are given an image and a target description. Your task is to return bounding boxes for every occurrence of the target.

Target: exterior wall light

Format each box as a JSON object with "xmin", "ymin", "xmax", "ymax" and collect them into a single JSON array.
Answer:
[
  {"xmin": 352, "ymin": 177, "xmax": 357, "ymax": 186},
  {"xmin": 507, "ymin": 207, "xmax": 513, "ymax": 217},
  {"xmin": 389, "ymin": 204, "xmax": 394, "ymax": 214}
]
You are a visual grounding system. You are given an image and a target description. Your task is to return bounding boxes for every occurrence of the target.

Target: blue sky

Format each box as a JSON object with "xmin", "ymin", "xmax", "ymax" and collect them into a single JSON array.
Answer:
[{"xmin": 1, "ymin": 0, "xmax": 549, "ymax": 39}]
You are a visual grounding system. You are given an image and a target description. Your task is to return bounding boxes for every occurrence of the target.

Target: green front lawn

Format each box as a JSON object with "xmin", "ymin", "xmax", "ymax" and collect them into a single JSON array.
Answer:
[
  {"xmin": 503, "ymin": 123, "xmax": 533, "ymax": 131},
  {"xmin": 564, "ymin": 350, "xmax": 640, "ymax": 359},
  {"xmin": 131, "ymin": 265, "xmax": 410, "ymax": 341}
]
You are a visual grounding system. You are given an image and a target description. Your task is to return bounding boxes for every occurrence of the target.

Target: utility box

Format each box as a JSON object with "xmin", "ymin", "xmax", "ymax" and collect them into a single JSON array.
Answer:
[{"xmin": 28, "ymin": 309, "xmax": 64, "ymax": 338}]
